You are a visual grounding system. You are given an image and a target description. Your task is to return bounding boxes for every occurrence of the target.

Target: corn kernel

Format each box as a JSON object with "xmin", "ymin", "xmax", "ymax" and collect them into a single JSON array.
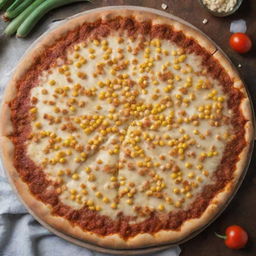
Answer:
[
  {"xmin": 72, "ymin": 173, "xmax": 79, "ymax": 180},
  {"xmin": 126, "ymin": 199, "xmax": 133, "ymax": 205},
  {"xmin": 158, "ymin": 204, "xmax": 165, "ymax": 211},
  {"xmin": 103, "ymin": 197, "xmax": 110, "ymax": 203},
  {"xmin": 49, "ymin": 80, "xmax": 56, "ymax": 86}
]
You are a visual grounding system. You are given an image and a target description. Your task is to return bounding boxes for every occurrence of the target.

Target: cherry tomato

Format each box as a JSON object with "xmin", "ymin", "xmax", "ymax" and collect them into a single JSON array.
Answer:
[
  {"xmin": 216, "ymin": 225, "xmax": 248, "ymax": 250},
  {"xmin": 225, "ymin": 225, "xmax": 248, "ymax": 249},
  {"xmin": 229, "ymin": 33, "xmax": 252, "ymax": 53}
]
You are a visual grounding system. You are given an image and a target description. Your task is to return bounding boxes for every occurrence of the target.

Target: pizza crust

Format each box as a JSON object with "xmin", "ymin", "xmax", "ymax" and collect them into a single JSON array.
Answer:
[{"xmin": 0, "ymin": 8, "xmax": 254, "ymax": 249}]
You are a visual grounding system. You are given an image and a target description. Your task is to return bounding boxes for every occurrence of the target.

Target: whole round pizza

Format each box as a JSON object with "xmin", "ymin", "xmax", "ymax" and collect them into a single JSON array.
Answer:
[{"xmin": 0, "ymin": 8, "xmax": 253, "ymax": 249}]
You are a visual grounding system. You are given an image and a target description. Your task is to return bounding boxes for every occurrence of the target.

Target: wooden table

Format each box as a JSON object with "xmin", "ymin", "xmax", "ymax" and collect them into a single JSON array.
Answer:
[{"xmin": 1, "ymin": 0, "xmax": 256, "ymax": 255}]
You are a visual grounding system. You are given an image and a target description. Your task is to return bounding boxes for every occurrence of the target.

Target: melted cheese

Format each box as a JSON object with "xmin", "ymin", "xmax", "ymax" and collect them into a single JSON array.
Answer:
[{"xmin": 27, "ymin": 34, "xmax": 233, "ymax": 221}]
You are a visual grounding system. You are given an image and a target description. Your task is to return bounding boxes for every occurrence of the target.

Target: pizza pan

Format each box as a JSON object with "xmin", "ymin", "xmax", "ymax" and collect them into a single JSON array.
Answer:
[{"xmin": 1, "ymin": 5, "xmax": 255, "ymax": 255}]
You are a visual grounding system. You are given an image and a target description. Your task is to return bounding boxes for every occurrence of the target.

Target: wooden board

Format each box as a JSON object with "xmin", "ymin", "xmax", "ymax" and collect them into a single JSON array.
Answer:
[{"xmin": 2, "ymin": 4, "xmax": 254, "ymax": 255}]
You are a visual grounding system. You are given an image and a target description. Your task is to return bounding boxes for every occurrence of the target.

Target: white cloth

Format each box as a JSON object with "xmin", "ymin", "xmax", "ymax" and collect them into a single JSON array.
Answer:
[
  {"xmin": 0, "ymin": 175, "xmax": 181, "ymax": 256},
  {"xmin": 0, "ymin": 23, "xmax": 181, "ymax": 256}
]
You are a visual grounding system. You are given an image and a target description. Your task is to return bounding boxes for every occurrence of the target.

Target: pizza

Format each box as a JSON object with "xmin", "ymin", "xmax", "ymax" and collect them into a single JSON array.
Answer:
[{"xmin": 0, "ymin": 9, "xmax": 253, "ymax": 249}]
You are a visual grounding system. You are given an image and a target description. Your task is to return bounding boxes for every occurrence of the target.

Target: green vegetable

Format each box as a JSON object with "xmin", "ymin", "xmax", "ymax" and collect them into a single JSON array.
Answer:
[
  {"xmin": 17, "ymin": 0, "xmax": 89, "ymax": 37},
  {"xmin": 4, "ymin": 0, "xmax": 35, "ymax": 19},
  {"xmin": 0, "ymin": 0, "xmax": 13, "ymax": 11},
  {"xmin": 4, "ymin": 0, "xmax": 44, "ymax": 36},
  {"xmin": 6, "ymin": 0, "xmax": 23, "ymax": 12}
]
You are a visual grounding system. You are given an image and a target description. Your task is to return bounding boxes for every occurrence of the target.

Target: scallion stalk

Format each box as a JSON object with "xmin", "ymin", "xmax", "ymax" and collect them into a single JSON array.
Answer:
[
  {"xmin": 17, "ymin": 0, "xmax": 89, "ymax": 37},
  {"xmin": 4, "ymin": 0, "xmax": 44, "ymax": 36},
  {"xmin": 4, "ymin": 0, "xmax": 35, "ymax": 19},
  {"xmin": 0, "ymin": 0, "xmax": 13, "ymax": 11},
  {"xmin": 6, "ymin": 0, "xmax": 23, "ymax": 12}
]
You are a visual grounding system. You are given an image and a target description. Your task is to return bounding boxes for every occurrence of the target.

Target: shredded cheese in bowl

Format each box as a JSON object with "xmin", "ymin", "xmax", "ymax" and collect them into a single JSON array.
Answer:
[{"xmin": 202, "ymin": 0, "xmax": 237, "ymax": 13}]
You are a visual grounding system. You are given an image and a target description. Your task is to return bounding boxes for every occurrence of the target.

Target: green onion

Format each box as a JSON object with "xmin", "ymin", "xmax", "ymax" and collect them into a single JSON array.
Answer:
[
  {"xmin": 4, "ymin": 0, "xmax": 35, "ymax": 19},
  {"xmin": 17, "ymin": 0, "xmax": 89, "ymax": 38},
  {"xmin": 6, "ymin": 0, "xmax": 23, "ymax": 12},
  {"xmin": 4, "ymin": 0, "xmax": 44, "ymax": 36},
  {"xmin": 0, "ymin": 0, "xmax": 13, "ymax": 11}
]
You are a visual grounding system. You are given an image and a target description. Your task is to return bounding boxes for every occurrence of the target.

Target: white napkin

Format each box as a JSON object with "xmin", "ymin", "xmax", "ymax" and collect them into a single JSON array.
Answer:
[{"xmin": 0, "ymin": 21, "xmax": 181, "ymax": 256}]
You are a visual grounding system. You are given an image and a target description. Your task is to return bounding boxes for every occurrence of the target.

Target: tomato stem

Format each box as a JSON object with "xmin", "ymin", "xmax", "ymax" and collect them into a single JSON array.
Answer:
[{"xmin": 215, "ymin": 232, "xmax": 227, "ymax": 240}]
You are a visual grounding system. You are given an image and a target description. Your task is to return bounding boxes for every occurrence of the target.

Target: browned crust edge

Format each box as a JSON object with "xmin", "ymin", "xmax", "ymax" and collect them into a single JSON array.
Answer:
[{"xmin": 0, "ymin": 9, "xmax": 254, "ymax": 249}]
